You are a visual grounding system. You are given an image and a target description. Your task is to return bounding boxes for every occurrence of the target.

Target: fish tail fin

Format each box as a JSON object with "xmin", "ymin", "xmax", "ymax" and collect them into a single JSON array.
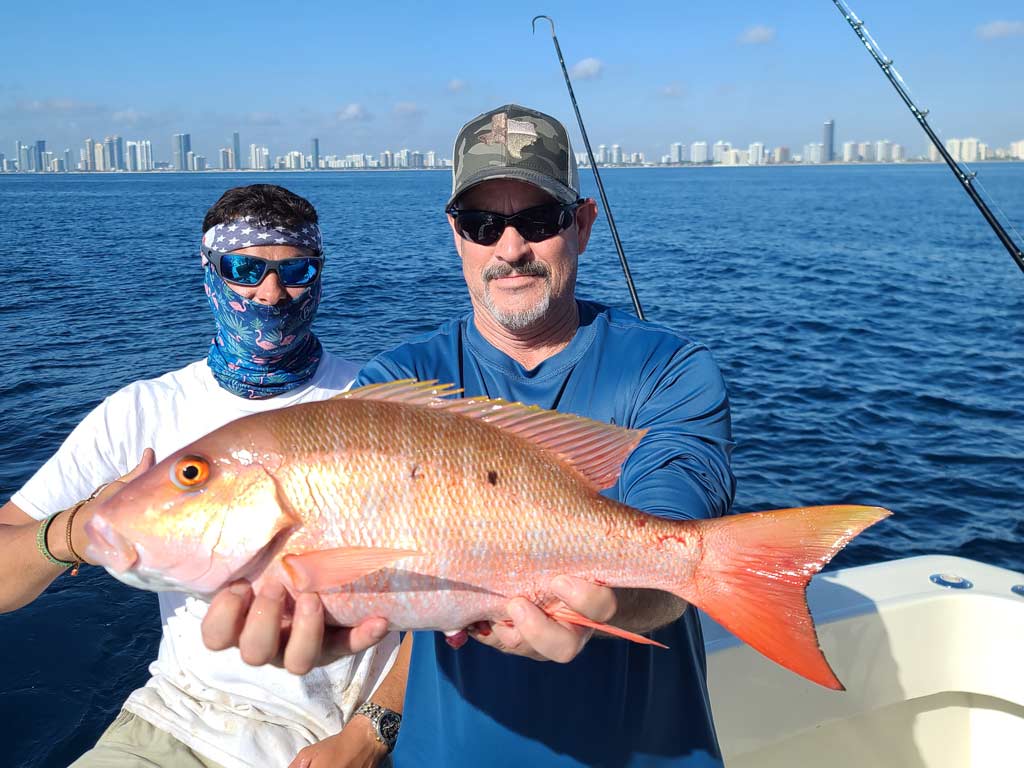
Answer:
[{"xmin": 681, "ymin": 504, "xmax": 890, "ymax": 690}]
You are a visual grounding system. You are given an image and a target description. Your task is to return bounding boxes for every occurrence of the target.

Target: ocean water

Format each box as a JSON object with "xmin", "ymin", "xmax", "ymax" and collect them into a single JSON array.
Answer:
[{"xmin": 1, "ymin": 165, "xmax": 1022, "ymax": 765}]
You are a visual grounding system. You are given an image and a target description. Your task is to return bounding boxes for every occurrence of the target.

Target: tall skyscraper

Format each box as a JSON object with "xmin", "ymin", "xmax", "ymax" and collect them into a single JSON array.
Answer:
[
  {"xmin": 823, "ymin": 120, "xmax": 835, "ymax": 163},
  {"xmin": 712, "ymin": 141, "xmax": 731, "ymax": 164},
  {"xmin": 748, "ymin": 142, "xmax": 765, "ymax": 165},
  {"xmin": 842, "ymin": 141, "xmax": 857, "ymax": 162},
  {"xmin": 33, "ymin": 140, "xmax": 46, "ymax": 172},
  {"xmin": 232, "ymin": 132, "xmax": 242, "ymax": 170},
  {"xmin": 93, "ymin": 141, "xmax": 106, "ymax": 171},
  {"xmin": 669, "ymin": 142, "xmax": 684, "ymax": 164},
  {"xmin": 174, "ymin": 133, "xmax": 192, "ymax": 171},
  {"xmin": 311, "ymin": 138, "xmax": 320, "ymax": 170},
  {"xmin": 103, "ymin": 137, "xmax": 116, "ymax": 171},
  {"xmin": 690, "ymin": 141, "xmax": 709, "ymax": 164},
  {"xmin": 84, "ymin": 138, "xmax": 95, "ymax": 171},
  {"xmin": 17, "ymin": 142, "xmax": 31, "ymax": 172},
  {"xmin": 220, "ymin": 148, "xmax": 232, "ymax": 169},
  {"xmin": 63, "ymin": 148, "xmax": 72, "ymax": 173},
  {"xmin": 596, "ymin": 144, "xmax": 607, "ymax": 164}
]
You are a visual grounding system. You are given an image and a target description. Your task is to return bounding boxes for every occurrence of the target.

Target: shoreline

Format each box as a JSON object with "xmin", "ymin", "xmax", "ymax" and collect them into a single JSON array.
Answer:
[{"xmin": 1, "ymin": 160, "xmax": 1021, "ymax": 176}]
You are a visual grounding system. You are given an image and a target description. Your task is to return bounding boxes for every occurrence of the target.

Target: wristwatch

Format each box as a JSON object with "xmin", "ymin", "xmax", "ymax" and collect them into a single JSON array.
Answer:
[{"xmin": 354, "ymin": 701, "xmax": 402, "ymax": 753}]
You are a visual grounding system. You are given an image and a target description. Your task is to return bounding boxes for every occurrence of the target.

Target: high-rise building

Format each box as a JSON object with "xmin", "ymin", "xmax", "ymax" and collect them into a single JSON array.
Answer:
[
  {"xmin": 84, "ymin": 138, "xmax": 95, "ymax": 171},
  {"xmin": 804, "ymin": 143, "xmax": 824, "ymax": 163},
  {"xmin": 875, "ymin": 140, "xmax": 892, "ymax": 163},
  {"xmin": 16, "ymin": 142, "xmax": 30, "ymax": 172},
  {"xmin": 220, "ymin": 148, "xmax": 232, "ymax": 169},
  {"xmin": 426, "ymin": 150, "xmax": 437, "ymax": 168},
  {"xmin": 748, "ymin": 142, "xmax": 765, "ymax": 165},
  {"xmin": 193, "ymin": 154, "xmax": 207, "ymax": 172},
  {"xmin": 596, "ymin": 144, "xmax": 607, "ymax": 164},
  {"xmin": 103, "ymin": 137, "xmax": 116, "ymax": 171},
  {"xmin": 311, "ymin": 138, "xmax": 320, "ymax": 170},
  {"xmin": 669, "ymin": 142, "xmax": 684, "ymax": 164},
  {"xmin": 960, "ymin": 137, "xmax": 980, "ymax": 163},
  {"xmin": 690, "ymin": 141, "xmax": 709, "ymax": 163},
  {"xmin": 141, "ymin": 140, "xmax": 153, "ymax": 171},
  {"xmin": 174, "ymin": 133, "xmax": 192, "ymax": 171},
  {"xmin": 1010, "ymin": 140, "xmax": 1024, "ymax": 160},
  {"xmin": 63, "ymin": 148, "xmax": 72, "ymax": 173},
  {"xmin": 823, "ymin": 120, "xmax": 835, "ymax": 162},
  {"xmin": 712, "ymin": 141, "xmax": 730, "ymax": 164},
  {"xmin": 610, "ymin": 144, "xmax": 622, "ymax": 164},
  {"xmin": 858, "ymin": 141, "xmax": 875, "ymax": 162},
  {"xmin": 232, "ymin": 132, "xmax": 242, "ymax": 169},
  {"xmin": 774, "ymin": 146, "xmax": 791, "ymax": 163},
  {"xmin": 93, "ymin": 141, "xmax": 106, "ymax": 171},
  {"xmin": 0, "ymin": 153, "xmax": 5, "ymax": 172},
  {"xmin": 380, "ymin": 150, "xmax": 393, "ymax": 168},
  {"xmin": 892, "ymin": 144, "xmax": 905, "ymax": 163},
  {"xmin": 842, "ymin": 141, "xmax": 858, "ymax": 162},
  {"xmin": 945, "ymin": 138, "xmax": 962, "ymax": 163},
  {"xmin": 33, "ymin": 140, "xmax": 46, "ymax": 172}
]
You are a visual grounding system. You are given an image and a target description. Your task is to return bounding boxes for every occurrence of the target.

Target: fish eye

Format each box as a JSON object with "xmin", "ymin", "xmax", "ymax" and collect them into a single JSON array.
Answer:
[{"xmin": 171, "ymin": 455, "xmax": 210, "ymax": 490}]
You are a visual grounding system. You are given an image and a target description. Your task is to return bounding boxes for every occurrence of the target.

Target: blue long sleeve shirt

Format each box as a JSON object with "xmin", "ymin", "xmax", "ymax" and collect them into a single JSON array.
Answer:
[{"xmin": 356, "ymin": 299, "xmax": 735, "ymax": 767}]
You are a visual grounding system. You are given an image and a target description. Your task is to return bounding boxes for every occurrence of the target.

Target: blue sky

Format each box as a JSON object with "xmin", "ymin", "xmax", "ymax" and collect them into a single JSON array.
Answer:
[{"xmin": 2, "ymin": 0, "xmax": 1022, "ymax": 163}]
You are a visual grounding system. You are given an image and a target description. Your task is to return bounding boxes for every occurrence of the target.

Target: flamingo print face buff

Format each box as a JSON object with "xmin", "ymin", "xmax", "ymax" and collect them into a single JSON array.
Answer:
[{"xmin": 203, "ymin": 260, "xmax": 323, "ymax": 399}]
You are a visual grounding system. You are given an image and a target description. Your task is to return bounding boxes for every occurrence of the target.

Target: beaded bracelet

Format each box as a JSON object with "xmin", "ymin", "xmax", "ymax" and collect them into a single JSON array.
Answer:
[{"xmin": 36, "ymin": 513, "xmax": 76, "ymax": 570}]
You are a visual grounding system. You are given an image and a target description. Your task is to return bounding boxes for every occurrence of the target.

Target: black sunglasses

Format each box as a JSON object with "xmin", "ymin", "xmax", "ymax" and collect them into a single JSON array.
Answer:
[
  {"xmin": 446, "ymin": 200, "xmax": 583, "ymax": 246},
  {"xmin": 201, "ymin": 245, "xmax": 323, "ymax": 288}
]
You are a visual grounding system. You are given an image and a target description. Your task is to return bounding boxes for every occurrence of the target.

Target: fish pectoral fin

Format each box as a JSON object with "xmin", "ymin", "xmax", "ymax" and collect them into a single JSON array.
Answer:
[
  {"xmin": 282, "ymin": 547, "xmax": 420, "ymax": 592},
  {"xmin": 545, "ymin": 605, "xmax": 669, "ymax": 648}
]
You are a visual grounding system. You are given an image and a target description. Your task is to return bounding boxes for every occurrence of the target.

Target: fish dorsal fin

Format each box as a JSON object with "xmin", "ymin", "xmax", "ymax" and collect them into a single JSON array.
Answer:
[
  {"xmin": 340, "ymin": 379, "xmax": 646, "ymax": 491},
  {"xmin": 336, "ymin": 379, "xmax": 464, "ymax": 405}
]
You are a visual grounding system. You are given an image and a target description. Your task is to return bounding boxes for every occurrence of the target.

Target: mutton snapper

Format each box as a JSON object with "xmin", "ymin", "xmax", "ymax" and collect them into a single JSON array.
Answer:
[{"xmin": 86, "ymin": 380, "xmax": 889, "ymax": 690}]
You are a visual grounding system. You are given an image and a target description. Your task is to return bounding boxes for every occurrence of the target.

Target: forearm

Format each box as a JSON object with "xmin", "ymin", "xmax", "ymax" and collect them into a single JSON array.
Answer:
[
  {"xmin": 608, "ymin": 587, "xmax": 687, "ymax": 635},
  {"xmin": 0, "ymin": 508, "xmax": 79, "ymax": 613},
  {"xmin": 369, "ymin": 632, "xmax": 412, "ymax": 713}
]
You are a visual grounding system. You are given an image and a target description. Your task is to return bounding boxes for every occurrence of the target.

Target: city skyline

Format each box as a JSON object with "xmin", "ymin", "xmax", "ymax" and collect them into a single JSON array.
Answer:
[
  {"xmin": 7, "ymin": 120, "xmax": 1022, "ymax": 173},
  {"xmin": 1, "ymin": 1, "xmax": 1021, "ymax": 162}
]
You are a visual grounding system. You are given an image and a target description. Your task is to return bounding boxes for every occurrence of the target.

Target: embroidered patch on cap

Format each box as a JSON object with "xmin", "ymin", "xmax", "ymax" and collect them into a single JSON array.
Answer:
[{"xmin": 477, "ymin": 113, "xmax": 538, "ymax": 159}]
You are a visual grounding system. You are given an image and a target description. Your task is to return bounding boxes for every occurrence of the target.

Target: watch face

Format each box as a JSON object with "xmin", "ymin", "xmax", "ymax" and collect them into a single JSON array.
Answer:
[{"xmin": 379, "ymin": 711, "xmax": 401, "ymax": 743}]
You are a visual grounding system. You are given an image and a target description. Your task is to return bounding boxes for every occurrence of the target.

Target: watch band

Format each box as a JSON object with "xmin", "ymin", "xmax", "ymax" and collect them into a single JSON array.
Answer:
[{"xmin": 354, "ymin": 701, "xmax": 402, "ymax": 753}]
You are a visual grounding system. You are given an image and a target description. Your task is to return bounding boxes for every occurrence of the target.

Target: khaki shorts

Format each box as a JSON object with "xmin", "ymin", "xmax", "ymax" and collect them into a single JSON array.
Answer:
[{"xmin": 69, "ymin": 709, "xmax": 226, "ymax": 768}]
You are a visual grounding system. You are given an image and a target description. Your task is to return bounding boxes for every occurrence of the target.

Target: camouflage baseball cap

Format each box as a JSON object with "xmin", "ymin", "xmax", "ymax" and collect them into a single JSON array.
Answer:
[{"xmin": 447, "ymin": 104, "xmax": 580, "ymax": 207}]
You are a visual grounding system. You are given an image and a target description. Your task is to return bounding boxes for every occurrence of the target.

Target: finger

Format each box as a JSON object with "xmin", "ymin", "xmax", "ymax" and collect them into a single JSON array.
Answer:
[
  {"xmin": 202, "ymin": 581, "xmax": 253, "ymax": 651},
  {"xmin": 238, "ymin": 581, "xmax": 286, "ymax": 666},
  {"xmin": 551, "ymin": 575, "xmax": 617, "ymax": 622},
  {"xmin": 322, "ymin": 616, "xmax": 389, "ymax": 657},
  {"xmin": 283, "ymin": 593, "xmax": 326, "ymax": 675},
  {"xmin": 127, "ymin": 448, "xmax": 156, "ymax": 478},
  {"xmin": 509, "ymin": 598, "xmax": 588, "ymax": 663}
]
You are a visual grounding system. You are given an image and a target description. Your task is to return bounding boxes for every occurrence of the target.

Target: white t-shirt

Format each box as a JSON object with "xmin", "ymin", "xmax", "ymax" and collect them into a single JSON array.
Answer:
[{"xmin": 14, "ymin": 352, "xmax": 401, "ymax": 768}]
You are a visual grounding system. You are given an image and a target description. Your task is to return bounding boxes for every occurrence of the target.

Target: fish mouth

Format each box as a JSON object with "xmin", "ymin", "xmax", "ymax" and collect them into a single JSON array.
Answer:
[{"xmin": 84, "ymin": 513, "xmax": 139, "ymax": 573}]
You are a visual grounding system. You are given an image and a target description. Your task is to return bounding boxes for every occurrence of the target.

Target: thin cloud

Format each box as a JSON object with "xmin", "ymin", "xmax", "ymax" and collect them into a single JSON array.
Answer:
[
  {"xmin": 659, "ymin": 83, "xmax": 685, "ymax": 98},
  {"xmin": 738, "ymin": 25, "xmax": 776, "ymax": 45},
  {"xmin": 4, "ymin": 98, "xmax": 104, "ymax": 117},
  {"xmin": 976, "ymin": 20, "xmax": 1024, "ymax": 40},
  {"xmin": 570, "ymin": 57, "xmax": 603, "ymax": 80},
  {"xmin": 447, "ymin": 79, "xmax": 467, "ymax": 93},
  {"xmin": 393, "ymin": 101, "xmax": 423, "ymax": 118},
  {"xmin": 246, "ymin": 112, "xmax": 281, "ymax": 127},
  {"xmin": 337, "ymin": 103, "xmax": 372, "ymax": 122}
]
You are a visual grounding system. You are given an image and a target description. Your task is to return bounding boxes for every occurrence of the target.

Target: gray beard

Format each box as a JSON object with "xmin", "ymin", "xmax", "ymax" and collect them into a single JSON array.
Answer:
[{"xmin": 481, "ymin": 262, "xmax": 552, "ymax": 331}]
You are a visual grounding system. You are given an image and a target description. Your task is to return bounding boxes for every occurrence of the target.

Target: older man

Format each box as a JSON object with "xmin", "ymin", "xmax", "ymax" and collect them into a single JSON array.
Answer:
[
  {"xmin": 353, "ymin": 104, "xmax": 735, "ymax": 766},
  {"xmin": 0, "ymin": 185, "xmax": 403, "ymax": 768}
]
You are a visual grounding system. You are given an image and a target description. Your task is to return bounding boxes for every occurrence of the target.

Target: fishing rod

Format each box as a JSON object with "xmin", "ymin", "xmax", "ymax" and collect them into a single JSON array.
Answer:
[
  {"xmin": 532, "ymin": 15, "xmax": 646, "ymax": 320},
  {"xmin": 831, "ymin": 0, "xmax": 1024, "ymax": 275}
]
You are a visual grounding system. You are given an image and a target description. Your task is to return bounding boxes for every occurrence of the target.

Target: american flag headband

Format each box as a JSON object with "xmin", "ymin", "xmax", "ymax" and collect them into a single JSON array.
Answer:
[{"xmin": 201, "ymin": 217, "xmax": 323, "ymax": 260}]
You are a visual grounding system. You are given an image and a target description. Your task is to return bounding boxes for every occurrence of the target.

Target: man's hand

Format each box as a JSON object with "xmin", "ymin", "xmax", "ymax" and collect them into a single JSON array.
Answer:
[
  {"xmin": 201, "ymin": 581, "xmax": 389, "ymax": 674},
  {"xmin": 467, "ymin": 575, "xmax": 617, "ymax": 663},
  {"xmin": 288, "ymin": 716, "xmax": 389, "ymax": 768}
]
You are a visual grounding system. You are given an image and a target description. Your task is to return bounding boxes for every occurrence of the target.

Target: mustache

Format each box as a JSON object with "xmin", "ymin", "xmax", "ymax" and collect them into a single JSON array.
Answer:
[{"xmin": 483, "ymin": 262, "xmax": 550, "ymax": 282}]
